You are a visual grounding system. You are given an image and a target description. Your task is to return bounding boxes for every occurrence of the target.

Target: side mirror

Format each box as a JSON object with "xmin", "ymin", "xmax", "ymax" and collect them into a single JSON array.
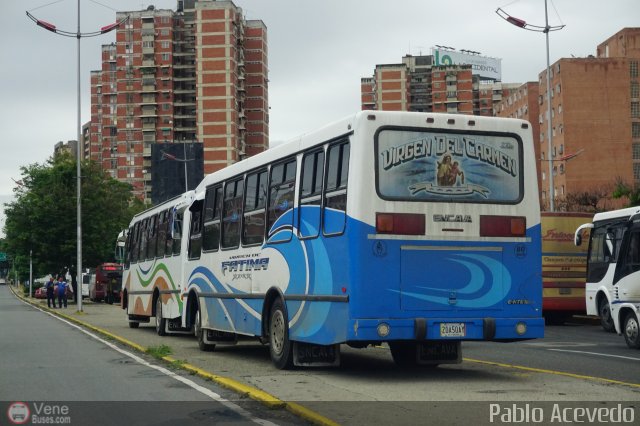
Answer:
[
  {"xmin": 574, "ymin": 223, "xmax": 593, "ymax": 247},
  {"xmin": 605, "ymin": 232, "xmax": 615, "ymax": 256}
]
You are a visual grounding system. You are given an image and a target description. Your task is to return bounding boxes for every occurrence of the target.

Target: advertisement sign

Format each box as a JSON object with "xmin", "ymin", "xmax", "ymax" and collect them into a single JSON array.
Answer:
[
  {"xmin": 433, "ymin": 48, "xmax": 502, "ymax": 81},
  {"xmin": 376, "ymin": 129, "xmax": 522, "ymax": 203}
]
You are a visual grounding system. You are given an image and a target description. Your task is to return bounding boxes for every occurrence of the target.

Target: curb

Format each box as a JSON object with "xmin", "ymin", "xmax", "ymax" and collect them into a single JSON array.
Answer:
[{"xmin": 9, "ymin": 285, "xmax": 339, "ymax": 426}]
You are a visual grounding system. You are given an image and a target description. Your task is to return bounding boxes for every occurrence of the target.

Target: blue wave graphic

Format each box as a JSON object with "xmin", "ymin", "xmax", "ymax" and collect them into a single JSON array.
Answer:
[{"xmin": 397, "ymin": 253, "xmax": 511, "ymax": 308}]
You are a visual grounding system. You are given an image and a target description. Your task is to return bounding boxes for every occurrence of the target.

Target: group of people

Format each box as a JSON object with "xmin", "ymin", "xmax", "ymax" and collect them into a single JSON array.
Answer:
[{"xmin": 45, "ymin": 276, "xmax": 72, "ymax": 308}]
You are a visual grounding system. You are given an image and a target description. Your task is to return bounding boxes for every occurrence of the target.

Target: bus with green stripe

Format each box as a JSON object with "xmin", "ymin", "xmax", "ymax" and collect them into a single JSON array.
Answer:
[{"xmin": 121, "ymin": 191, "xmax": 194, "ymax": 334}]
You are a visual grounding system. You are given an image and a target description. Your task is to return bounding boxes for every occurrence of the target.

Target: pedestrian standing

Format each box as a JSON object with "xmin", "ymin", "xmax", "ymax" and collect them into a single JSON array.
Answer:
[
  {"xmin": 46, "ymin": 277, "xmax": 56, "ymax": 308},
  {"xmin": 71, "ymin": 272, "xmax": 78, "ymax": 303},
  {"xmin": 56, "ymin": 276, "xmax": 69, "ymax": 308}
]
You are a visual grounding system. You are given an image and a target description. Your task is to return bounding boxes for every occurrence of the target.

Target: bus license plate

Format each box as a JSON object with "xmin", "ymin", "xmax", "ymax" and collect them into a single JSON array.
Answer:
[
  {"xmin": 440, "ymin": 323, "xmax": 465, "ymax": 337},
  {"xmin": 559, "ymin": 288, "xmax": 571, "ymax": 295}
]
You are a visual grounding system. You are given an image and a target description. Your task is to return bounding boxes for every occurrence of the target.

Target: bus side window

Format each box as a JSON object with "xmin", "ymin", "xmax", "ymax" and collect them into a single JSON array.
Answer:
[
  {"xmin": 147, "ymin": 214, "xmax": 158, "ymax": 260},
  {"xmin": 165, "ymin": 209, "xmax": 174, "ymax": 255},
  {"xmin": 203, "ymin": 185, "xmax": 222, "ymax": 251},
  {"xmin": 299, "ymin": 149, "xmax": 324, "ymax": 239},
  {"xmin": 129, "ymin": 223, "xmax": 138, "ymax": 264},
  {"xmin": 623, "ymin": 231, "xmax": 640, "ymax": 276},
  {"xmin": 267, "ymin": 159, "xmax": 296, "ymax": 242},
  {"xmin": 323, "ymin": 141, "xmax": 349, "ymax": 235},
  {"xmin": 139, "ymin": 218, "xmax": 149, "ymax": 261},
  {"xmin": 188, "ymin": 200, "xmax": 203, "ymax": 260},
  {"xmin": 156, "ymin": 211, "xmax": 167, "ymax": 258},
  {"xmin": 172, "ymin": 211, "xmax": 183, "ymax": 256},
  {"xmin": 128, "ymin": 225, "xmax": 137, "ymax": 265},
  {"xmin": 222, "ymin": 178, "xmax": 244, "ymax": 249},
  {"xmin": 243, "ymin": 169, "xmax": 267, "ymax": 246}
]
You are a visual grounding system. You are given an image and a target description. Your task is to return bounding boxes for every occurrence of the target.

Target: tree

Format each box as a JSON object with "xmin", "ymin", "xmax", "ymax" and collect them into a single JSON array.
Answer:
[
  {"xmin": 3, "ymin": 152, "xmax": 143, "ymax": 281},
  {"xmin": 612, "ymin": 178, "xmax": 640, "ymax": 207}
]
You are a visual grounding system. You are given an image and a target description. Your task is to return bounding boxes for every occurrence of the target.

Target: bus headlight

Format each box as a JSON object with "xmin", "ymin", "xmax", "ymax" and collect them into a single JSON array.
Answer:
[
  {"xmin": 377, "ymin": 323, "xmax": 390, "ymax": 337},
  {"xmin": 516, "ymin": 322, "xmax": 527, "ymax": 335}
]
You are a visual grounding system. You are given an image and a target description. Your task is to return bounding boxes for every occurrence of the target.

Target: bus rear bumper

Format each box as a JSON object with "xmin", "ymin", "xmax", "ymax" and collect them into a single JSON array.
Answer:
[{"xmin": 347, "ymin": 317, "xmax": 544, "ymax": 342}]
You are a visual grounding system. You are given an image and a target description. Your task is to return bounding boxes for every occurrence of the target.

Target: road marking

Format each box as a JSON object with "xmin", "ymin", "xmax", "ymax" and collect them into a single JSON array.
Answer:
[
  {"xmin": 20, "ymin": 298, "xmax": 278, "ymax": 426},
  {"xmin": 524, "ymin": 341, "xmax": 597, "ymax": 348},
  {"xmin": 11, "ymin": 287, "xmax": 339, "ymax": 426},
  {"xmin": 465, "ymin": 357, "xmax": 640, "ymax": 388},
  {"xmin": 548, "ymin": 348, "xmax": 640, "ymax": 361}
]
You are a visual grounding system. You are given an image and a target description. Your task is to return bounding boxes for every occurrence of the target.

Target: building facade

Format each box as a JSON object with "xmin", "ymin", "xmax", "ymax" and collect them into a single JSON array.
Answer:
[
  {"xmin": 495, "ymin": 28, "xmax": 640, "ymax": 210},
  {"xmin": 361, "ymin": 52, "xmax": 512, "ymax": 116},
  {"xmin": 89, "ymin": 0, "xmax": 268, "ymax": 201}
]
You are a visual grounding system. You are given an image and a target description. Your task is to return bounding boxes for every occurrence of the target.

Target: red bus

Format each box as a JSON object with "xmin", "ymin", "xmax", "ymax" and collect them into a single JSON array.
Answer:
[{"xmin": 93, "ymin": 263, "xmax": 123, "ymax": 304}]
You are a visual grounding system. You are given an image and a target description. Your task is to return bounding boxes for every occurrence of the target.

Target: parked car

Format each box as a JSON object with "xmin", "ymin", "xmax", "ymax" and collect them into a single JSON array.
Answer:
[{"xmin": 34, "ymin": 285, "xmax": 47, "ymax": 299}]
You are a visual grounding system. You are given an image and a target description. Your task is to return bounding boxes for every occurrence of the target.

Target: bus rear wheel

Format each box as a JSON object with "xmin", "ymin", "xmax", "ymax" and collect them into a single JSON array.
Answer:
[
  {"xmin": 623, "ymin": 312, "xmax": 640, "ymax": 349},
  {"xmin": 269, "ymin": 299, "xmax": 293, "ymax": 370},
  {"xmin": 598, "ymin": 298, "xmax": 615, "ymax": 332},
  {"xmin": 155, "ymin": 297, "xmax": 167, "ymax": 336}
]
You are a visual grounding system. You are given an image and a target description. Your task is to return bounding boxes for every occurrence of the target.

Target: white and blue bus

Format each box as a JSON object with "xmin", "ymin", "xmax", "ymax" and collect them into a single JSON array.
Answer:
[{"xmin": 123, "ymin": 111, "xmax": 544, "ymax": 368}]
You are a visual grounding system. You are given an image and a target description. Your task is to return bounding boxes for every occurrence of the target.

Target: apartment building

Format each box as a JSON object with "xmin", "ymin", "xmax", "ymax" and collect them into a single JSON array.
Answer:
[
  {"xmin": 90, "ymin": 0, "xmax": 268, "ymax": 201},
  {"xmin": 361, "ymin": 53, "xmax": 513, "ymax": 116},
  {"xmin": 494, "ymin": 82, "xmax": 541, "ymax": 194},
  {"xmin": 495, "ymin": 28, "xmax": 640, "ymax": 210}
]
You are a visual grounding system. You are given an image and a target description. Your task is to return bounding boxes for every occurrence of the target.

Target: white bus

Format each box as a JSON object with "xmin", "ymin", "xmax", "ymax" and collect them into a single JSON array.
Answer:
[
  {"xmin": 122, "ymin": 191, "xmax": 194, "ymax": 333},
  {"xmin": 575, "ymin": 207, "xmax": 640, "ymax": 347},
  {"xmin": 123, "ymin": 111, "xmax": 544, "ymax": 368}
]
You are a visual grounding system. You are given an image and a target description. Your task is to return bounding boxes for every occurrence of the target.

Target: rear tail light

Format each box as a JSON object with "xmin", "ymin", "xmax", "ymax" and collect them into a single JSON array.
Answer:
[
  {"xmin": 480, "ymin": 215, "xmax": 526, "ymax": 237},
  {"xmin": 376, "ymin": 213, "xmax": 425, "ymax": 235}
]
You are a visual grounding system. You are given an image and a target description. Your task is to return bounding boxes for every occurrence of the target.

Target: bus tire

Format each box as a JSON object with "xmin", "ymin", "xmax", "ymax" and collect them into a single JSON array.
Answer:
[
  {"xmin": 129, "ymin": 321, "xmax": 139, "ymax": 329},
  {"xmin": 598, "ymin": 298, "xmax": 615, "ymax": 333},
  {"xmin": 623, "ymin": 312, "xmax": 640, "ymax": 349},
  {"xmin": 155, "ymin": 297, "xmax": 167, "ymax": 336},
  {"xmin": 269, "ymin": 299, "xmax": 293, "ymax": 370},
  {"xmin": 389, "ymin": 342, "xmax": 418, "ymax": 368},
  {"xmin": 195, "ymin": 308, "xmax": 215, "ymax": 352}
]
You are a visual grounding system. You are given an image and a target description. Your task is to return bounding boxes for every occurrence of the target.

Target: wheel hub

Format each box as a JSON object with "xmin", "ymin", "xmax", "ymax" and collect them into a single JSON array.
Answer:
[{"xmin": 625, "ymin": 318, "xmax": 639, "ymax": 341}]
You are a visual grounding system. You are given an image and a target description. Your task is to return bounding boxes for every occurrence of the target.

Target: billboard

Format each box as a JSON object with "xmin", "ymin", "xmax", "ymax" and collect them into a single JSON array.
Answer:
[
  {"xmin": 151, "ymin": 142, "xmax": 204, "ymax": 204},
  {"xmin": 433, "ymin": 48, "xmax": 502, "ymax": 81}
]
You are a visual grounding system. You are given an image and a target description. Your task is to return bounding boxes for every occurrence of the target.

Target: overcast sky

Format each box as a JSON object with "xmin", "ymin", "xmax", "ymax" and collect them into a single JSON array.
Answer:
[{"xmin": 0, "ymin": 0, "xmax": 637, "ymax": 233}]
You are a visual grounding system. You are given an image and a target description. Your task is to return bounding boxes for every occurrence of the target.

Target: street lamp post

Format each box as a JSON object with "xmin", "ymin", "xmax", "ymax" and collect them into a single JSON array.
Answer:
[
  {"xmin": 27, "ymin": 2, "xmax": 126, "ymax": 312},
  {"xmin": 496, "ymin": 1, "xmax": 565, "ymax": 212},
  {"xmin": 29, "ymin": 250, "xmax": 33, "ymax": 298}
]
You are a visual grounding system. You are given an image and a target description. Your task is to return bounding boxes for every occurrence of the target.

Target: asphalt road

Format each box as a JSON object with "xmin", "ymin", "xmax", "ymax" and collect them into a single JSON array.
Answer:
[
  {"xmin": 5, "ymin": 285, "xmax": 640, "ymax": 425},
  {"xmin": 0, "ymin": 285, "xmax": 306, "ymax": 426}
]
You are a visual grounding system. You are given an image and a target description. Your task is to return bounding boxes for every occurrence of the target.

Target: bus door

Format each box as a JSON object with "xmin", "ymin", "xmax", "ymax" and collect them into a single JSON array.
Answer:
[
  {"xmin": 586, "ymin": 222, "xmax": 625, "ymax": 287},
  {"xmin": 613, "ymin": 217, "xmax": 640, "ymax": 301}
]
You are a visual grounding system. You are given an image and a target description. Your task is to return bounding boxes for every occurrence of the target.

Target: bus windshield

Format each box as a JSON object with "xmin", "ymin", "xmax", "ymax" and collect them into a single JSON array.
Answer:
[{"xmin": 375, "ymin": 128, "xmax": 523, "ymax": 203}]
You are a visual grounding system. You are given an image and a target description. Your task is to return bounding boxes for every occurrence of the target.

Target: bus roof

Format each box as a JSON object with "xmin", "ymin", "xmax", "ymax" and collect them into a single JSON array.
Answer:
[
  {"xmin": 592, "ymin": 206, "xmax": 640, "ymax": 223},
  {"xmin": 130, "ymin": 190, "xmax": 195, "ymax": 222},
  {"xmin": 193, "ymin": 110, "xmax": 531, "ymax": 197}
]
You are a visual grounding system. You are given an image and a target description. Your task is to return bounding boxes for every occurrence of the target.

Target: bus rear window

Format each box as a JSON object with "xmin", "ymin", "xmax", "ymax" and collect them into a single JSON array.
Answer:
[{"xmin": 375, "ymin": 129, "xmax": 523, "ymax": 203}]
